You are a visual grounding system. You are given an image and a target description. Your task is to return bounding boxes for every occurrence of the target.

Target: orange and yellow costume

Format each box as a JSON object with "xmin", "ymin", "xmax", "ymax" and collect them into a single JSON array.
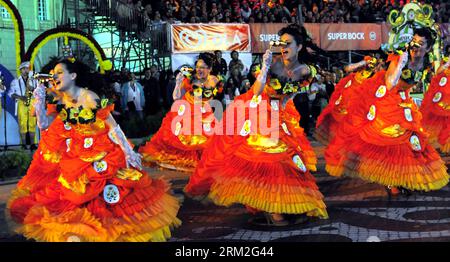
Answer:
[
  {"xmin": 325, "ymin": 54, "xmax": 448, "ymax": 191},
  {"xmin": 421, "ymin": 69, "xmax": 450, "ymax": 153},
  {"xmin": 185, "ymin": 77, "xmax": 328, "ymax": 219},
  {"xmin": 139, "ymin": 78, "xmax": 222, "ymax": 172},
  {"xmin": 8, "ymin": 99, "xmax": 180, "ymax": 242},
  {"xmin": 316, "ymin": 57, "xmax": 380, "ymax": 145}
]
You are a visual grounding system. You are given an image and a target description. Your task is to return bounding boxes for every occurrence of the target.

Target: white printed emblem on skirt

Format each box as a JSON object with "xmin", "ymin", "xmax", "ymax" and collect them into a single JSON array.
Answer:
[
  {"xmin": 83, "ymin": 137, "xmax": 94, "ymax": 148},
  {"xmin": 399, "ymin": 91, "xmax": 407, "ymax": 100},
  {"xmin": 66, "ymin": 138, "xmax": 71, "ymax": 152},
  {"xmin": 344, "ymin": 80, "xmax": 352, "ymax": 88},
  {"xmin": 240, "ymin": 120, "xmax": 251, "ymax": 136},
  {"xmin": 64, "ymin": 122, "xmax": 72, "ymax": 130},
  {"xmin": 103, "ymin": 184, "xmax": 120, "ymax": 204},
  {"xmin": 439, "ymin": 77, "xmax": 447, "ymax": 87},
  {"xmin": 281, "ymin": 122, "xmax": 291, "ymax": 135},
  {"xmin": 367, "ymin": 105, "xmax": 376, "ymax": 121},
  {"xmin": 203, "ymin": 122, "xmax": 211, "ymax": 132},
  {"xmin": 249, "ymin": 95, "xmax": 262, "ymax": 108},
  {"xmin": 177, "ymin": 104, "xmax": 185, "ymax": 116},
  {"xmin": 335, "ymin": 94, "xmax": 342, "ymax": 105},
  {"xmin": 270, "ymin": 100, "xmax": 279, "ymax": 111},
  {"xmin": 292, "ymin": 155, "xmax": 307, "ymax": 172},
  {"xmin": 432, "ymin": 92, "xmax": 442, "ymax": 103},
  {"xmin": 410, "ymin": 135, "xmax": 421, "ymax": 151},
  {"xmin": 93, "ymin": 160, "xmax": 108, "ymax": 173},
  {"xmin": 404, "ymin": 108, "xmax": 413, "ymax": 122},
  {"xmin": 174, "ymin": 122, "xmax": 182, "ymax": 136},
  {"xmin": 375, "ymin": 85, "xmax": 387, "ymax": 98}
]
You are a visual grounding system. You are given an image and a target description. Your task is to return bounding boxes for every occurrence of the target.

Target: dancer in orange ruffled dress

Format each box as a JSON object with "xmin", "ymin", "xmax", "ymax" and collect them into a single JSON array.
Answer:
[
  {"xmin": 139, "ymin": 53, "xmax": 223, "ymax": 172},
  {"xmin": 315, "ymin": 56, "xmax": 383, "ymax": 145},
  {"xmin": 325, "ymin": 27, "xmax": 448, "ymax": 195},
  {"xmin": 186, "ymin": 24, "xmax": 328, "ymax": 226},
  {"xmin": 420, "ymin": 58, "xmax": 450, "ymax": 153},
  {"xmin": 8, "ymin": 59, "xmax": 180, "ymax": 242}
]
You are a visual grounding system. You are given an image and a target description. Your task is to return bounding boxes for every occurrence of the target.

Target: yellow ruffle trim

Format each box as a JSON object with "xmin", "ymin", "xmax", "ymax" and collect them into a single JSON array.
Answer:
[
  {"xmin": 343, "ymin": 156, "xmax": 449, "ymax": 191},
  {"xmin": 208, "ymin": 180, "xmax": 328, "ymax": 219},
  {"xmin": 7, "ymin": 188, "xmax": 31, "ymax": 209},
  {"xmin": 142, "ymin": 151, "xmax": 197, "ymax": 171},
  {"xmin": 17, "ymin": 194, "xmax": 181, "ymax": 242},
  {"xmin": 325, "ymin": 164, "xmax": 345, "ymax": 177},
  {"xmin": 116, "ymin": 168, "xmax": 143, "ymax": 181},
  {"xmin": 441, "ymin": 142, "xmax": 450, "ymax": 154}
]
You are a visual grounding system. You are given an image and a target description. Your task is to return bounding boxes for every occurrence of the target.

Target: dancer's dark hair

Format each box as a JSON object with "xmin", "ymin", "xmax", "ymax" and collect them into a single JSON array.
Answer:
[
  {"xmin": 56, "ymin": 59, "xmax": 114, "ymax": 99},
  {"xmin": 278, "ymin": 23, "xmax": 325, "ymax": 64}
]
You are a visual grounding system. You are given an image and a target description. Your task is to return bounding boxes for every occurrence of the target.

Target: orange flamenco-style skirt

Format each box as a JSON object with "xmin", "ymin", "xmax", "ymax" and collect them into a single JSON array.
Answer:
[
  {"xmin": 139, "ymin": 93, "xmax": 216, "ymax": 172},
  {"xmin": 421, "ymin": 71, "xmax": 450, "ymax": 153},
  {"xmin": 14, "ymin": 114, "xmax": 71, "ymax": 195},
  {"xmin": 315, "ymin": 73, "xmax": 358, "ymax": 145},
  {"xmin": 185, "ymin": 90, "xmax": 328, "ymax": 218},
  {"xmin": 8, "ymin": 105, "xmax": 180, "ymax": 242},
  {"xmin": 325, "ymin": 71, "xmax": 449, "ymax": 191}
]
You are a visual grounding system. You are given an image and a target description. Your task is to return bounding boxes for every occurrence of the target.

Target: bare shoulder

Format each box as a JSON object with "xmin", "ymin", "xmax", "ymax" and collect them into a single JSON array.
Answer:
[{"xmin": 82, "ymin": 89, "xmax": 101, "ymax": 107}]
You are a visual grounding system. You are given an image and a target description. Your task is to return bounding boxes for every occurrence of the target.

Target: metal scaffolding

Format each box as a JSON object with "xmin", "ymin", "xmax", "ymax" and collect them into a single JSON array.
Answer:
[{"xmin": 60, "ymin": 0, "xmax": 171, "ymax": 73}]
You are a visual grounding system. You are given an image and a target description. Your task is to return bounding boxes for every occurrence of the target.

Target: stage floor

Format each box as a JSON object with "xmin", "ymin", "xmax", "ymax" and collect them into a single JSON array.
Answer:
[{"xmin": 1, "ymin": 141, "xmax": 449, "ymax": 242}]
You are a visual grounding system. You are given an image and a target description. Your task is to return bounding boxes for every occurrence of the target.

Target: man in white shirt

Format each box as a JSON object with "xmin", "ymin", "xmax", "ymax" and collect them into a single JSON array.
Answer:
[
  {"xmin": 121, "ymin": 73, "xmax": 145, "ymax": 120},
  {"xmin": 8, "ymin": 61, "xmax": 38, "ymax": 150}
]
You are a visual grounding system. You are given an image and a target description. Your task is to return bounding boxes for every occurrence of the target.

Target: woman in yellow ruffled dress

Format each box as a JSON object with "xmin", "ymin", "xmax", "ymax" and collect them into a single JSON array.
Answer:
[
  {"xmin": 186, "ymin": 24, "xmax": 328, "ymax": 226},
  {"xmin": 325, "ymin": 28, "xmax": 448, "ymax": 195},
  {"xmin": 8, "ymin": 59, "xmax": 180, "ymax": 242},
  {"xmin": 139, "ymin": 53, "xmax": 223, "ymax": 172},
  {"xmin": 420, "ymin": 58, "xmax": 450, "ymax": 153}
]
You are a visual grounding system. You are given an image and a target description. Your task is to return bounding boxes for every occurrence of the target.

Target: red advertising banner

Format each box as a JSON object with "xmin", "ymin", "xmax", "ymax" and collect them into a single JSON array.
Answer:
[
  {"xmin": 380, "ymin": 22, "xmax": 391, "ymax": 45},
  {"xmin": 320, "ymin": 23, "xmax": 382, "ymax": 51},
  {"xmin": 171, "ymin": 24, "xmax": 251, "ymax": 53},
  {"xmin": 249, "ymin": 23, "xmax": 320, "ymax": 53}
]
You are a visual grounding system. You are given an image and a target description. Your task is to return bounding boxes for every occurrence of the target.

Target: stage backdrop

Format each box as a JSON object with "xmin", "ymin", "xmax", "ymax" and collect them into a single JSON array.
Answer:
[
  {"xmin": 250, "ymin": 23, "xmax": 320, "ymax": 53},
  {"xmin": 171, "ymin": 23, "xmax": 251, "ymax": 53},
  {"xmin": 319, "ymin": 23, "xmax": 382, "ymax": 51}
]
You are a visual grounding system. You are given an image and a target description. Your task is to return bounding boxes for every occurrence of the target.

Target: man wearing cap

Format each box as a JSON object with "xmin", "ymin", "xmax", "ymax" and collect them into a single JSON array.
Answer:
[{"xmin": 8, "ymin": 61, "xmax": 37, "ymax": 150}]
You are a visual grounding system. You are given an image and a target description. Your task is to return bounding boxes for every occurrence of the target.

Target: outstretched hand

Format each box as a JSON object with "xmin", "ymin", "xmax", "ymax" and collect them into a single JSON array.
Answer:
[
  {"xmin": 262, "ymin": 49, "xmax": 273, "ymax": 72},
  {"xmin": 125, "ymin": 150, "xmax": 143, "ymax": 170},
  {"xmin": 33, "ymin": 83, "xmax": 46, "ymax": 101}
]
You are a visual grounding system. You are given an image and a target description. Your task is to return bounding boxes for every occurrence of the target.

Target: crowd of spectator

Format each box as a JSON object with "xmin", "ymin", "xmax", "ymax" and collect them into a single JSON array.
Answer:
[{"xmin": 110, "ymin": 0, "xmax": 450, "ymax": 26}]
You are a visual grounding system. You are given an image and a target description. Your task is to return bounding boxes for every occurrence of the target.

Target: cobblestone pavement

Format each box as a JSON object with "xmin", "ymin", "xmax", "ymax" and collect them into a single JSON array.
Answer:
[{"xmin": 1, "ymin": 141, "xmax": 449, "ymax": 242}]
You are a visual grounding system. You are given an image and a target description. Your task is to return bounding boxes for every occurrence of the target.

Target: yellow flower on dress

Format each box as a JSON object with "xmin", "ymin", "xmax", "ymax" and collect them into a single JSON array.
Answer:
[
  {"xmin": 402, "ymin": 69, "xmax": 412, "ymax": 80},
  {"xmin": 69, "ymin": 107, "xmax": 80, "ymax": 120},
  {"xmin": 194, "ymin": 87, "xmax": 202, "ymax": 97},
  {"xmin": 59, "ymin": 108, "xmax": 68, "ymax": 121},
  {"xmin": 79, "ymin": 108, "xmax": 95, "ymax": 120},
  {"xmin": 213, "ymin": 88, "xmax": 218, "ymax": 96},
  {"xmin": 269, "ymin": 78, "xmax": 281, "ymax": 90}
]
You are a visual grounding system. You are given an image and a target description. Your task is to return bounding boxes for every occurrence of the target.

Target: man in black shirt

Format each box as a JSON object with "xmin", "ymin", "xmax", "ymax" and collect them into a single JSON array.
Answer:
[
  {"xmin": 141, "ymin": 67, "xmax": 161, "ymax": 115},
  {"xmin": 213, "ymin": 50, "xmax": 228, "ymax": 76}
]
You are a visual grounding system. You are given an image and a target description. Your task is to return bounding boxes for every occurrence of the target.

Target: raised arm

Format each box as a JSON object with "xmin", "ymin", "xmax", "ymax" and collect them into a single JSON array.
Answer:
[
  {"xmin": 385, "ymin": 52, "xmax": 408, "ymax": 90},
  {"xmin": 436, "ymin": 59, "xmax": 450, "ymax": 75},
  {"xmin": 32, "ymin": 83, "xmax": 56, "ymax": 130},
  {"xmin": 252, "ymin": 49, "xmax": 272, "ymax": 96},
  {"xmin": 172, "ymin": 72, "xmax": 186, "ymax": 101}
]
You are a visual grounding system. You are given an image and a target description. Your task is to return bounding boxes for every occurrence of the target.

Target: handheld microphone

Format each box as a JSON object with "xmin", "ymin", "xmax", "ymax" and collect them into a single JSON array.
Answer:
[
  {"xmin": 33, "ymin": 73, "xmax": 55, "ymax": 82},
  {"xmin": 269, "ymin": 40, "xmax": 287, "ymax": 49}
]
